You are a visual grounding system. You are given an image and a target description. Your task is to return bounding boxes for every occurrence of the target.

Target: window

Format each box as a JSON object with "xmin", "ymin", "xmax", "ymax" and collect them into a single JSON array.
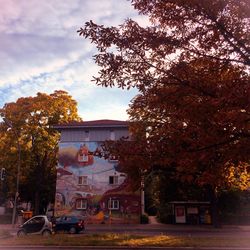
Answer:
[
  {"xmin": 28, "ymin": 217, "xmax": 45, "ymax": 225},
  {"xmin": 78, "ymin": 176, "xmax": 88, "ymax": 185},
  {"xmin": 78, "ymin": 144, "xmax": 89, "ymax": 162},
  {"xmin": 108, "ymin": 199, "xmax": 119, "ymax": 210},
  {"xmin": 85, "ymin": 131, "xmax": 90, "ymax": 141},
  {"xmin": 110, "ymin": 130, "xmax": 115, "ymax": 140},
  {"xmin": 78, "ymin": 154, "xmax": 88, "ymax": 162},
  {"xmin": 109, "ymin": 175, "xmax": 118, "ymax": 185},
  {"xmin": 76, "ymin": 199, "xmax": 87, "ymax": 210},
  {"xmin": 108, "ymin": 155, "xmax": 118, "ymax": 162}
]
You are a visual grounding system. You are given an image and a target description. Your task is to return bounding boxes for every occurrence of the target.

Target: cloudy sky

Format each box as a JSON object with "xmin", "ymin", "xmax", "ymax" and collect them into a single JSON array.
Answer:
[{"xmin": 0, "ymin": 0, "xmax": 148, "ymax": 121}]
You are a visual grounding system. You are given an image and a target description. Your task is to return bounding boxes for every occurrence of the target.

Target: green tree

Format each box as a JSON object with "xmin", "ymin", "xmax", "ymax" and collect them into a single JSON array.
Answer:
[
  {"xmin": 0, "ymin": 90, "xmax": 81, "ymax": 214},
  {"xmin": 78, "ymin": 0, "xmax": 250, "ymax": 225}
]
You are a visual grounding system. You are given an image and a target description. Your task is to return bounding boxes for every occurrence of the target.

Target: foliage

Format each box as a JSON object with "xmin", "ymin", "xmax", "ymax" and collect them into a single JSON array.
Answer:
[
  {"xmin": 101, "ymin": 137, "xmax": 150, "ymax": 191},
  {"xmin": 0, "ymin": 90, "xmax": 81, "ymax": 214},
  {"xmin": 218, "ymin": 189, "xmax": 250, "ymax": 224},
  {"xmin": 78, "ymin": 0, "xmax": 250, "ymax": 194},
  {"xmin": 225, "ymin": 163, "xmax": 250, "ymax": 190},
  {"xmin": 140, "ymin": 213, "xmax": 149, "ymax": 224},
  {"xmin": 157, "ymin": 203, "xmax": 173, "ymax": 224}
]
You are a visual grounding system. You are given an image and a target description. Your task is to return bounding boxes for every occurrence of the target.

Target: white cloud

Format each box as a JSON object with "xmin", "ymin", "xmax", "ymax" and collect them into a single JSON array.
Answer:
[{"xmin": 0, "ymin": 0, "xmax": 144, "ymax": 120}]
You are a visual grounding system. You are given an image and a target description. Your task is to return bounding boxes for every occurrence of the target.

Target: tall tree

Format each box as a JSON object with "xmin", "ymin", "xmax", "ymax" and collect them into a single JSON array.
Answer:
[
  {"xmin": 78, "ymin": 0, "xmax": 250, "ymax": 225},
  {"xmin": 78, "ymin": 0, "xmax": 249, "ymax": 90},
  {"xmin": 0, "ymin": 90, "xmax": 81, "ymax": 214}
]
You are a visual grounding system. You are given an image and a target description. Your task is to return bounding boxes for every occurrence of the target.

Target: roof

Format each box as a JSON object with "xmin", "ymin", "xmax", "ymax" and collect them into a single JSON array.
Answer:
[
  {"xmin": 54, "ymin": 119, "xmax": 129, "ymax": 130},
  {"xmin": 57, "ymin": 168, "xmax": 72, "ymax": 176}
]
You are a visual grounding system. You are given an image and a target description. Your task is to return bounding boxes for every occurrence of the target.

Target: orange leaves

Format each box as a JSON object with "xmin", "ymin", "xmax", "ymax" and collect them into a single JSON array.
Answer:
[
  {"xmin": 224, "ymin": 163, "xmax": 250, "ymax": 190},
  {"xmin": 131, "ymin": 0, "xmax": 250, "ymax": 66},
  {"xmin": 0, "ymin": 90, "xmax": 81, "ymax": 202},
  {"xmin": 78, "ymin": 0, "xmax": 249, "ymax": 192},
  {"xmin": 127, "ymin": 58, "xmax": 249, "ymax": 189}
]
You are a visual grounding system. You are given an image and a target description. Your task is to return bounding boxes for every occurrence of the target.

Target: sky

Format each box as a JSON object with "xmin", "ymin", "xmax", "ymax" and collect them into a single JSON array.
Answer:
[{"xmin": 0, "ymin": 0, "xmax": 149, "ymax": 121}]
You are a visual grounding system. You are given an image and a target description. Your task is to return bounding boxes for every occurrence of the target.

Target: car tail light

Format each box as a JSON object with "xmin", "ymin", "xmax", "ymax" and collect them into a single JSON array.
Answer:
[{"xmin": 78, "ymin": 220, "xmax": 84, "ymax": 227}]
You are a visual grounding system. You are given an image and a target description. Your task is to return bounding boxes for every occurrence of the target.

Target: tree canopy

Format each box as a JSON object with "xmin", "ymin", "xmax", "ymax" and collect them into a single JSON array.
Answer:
[
  {"xmin": 78, "ymin": 0, "xmax": 250, "ymax": 193},
  {"xmin": 0, "ymin": 90, "xmax": 81, "ymax": 214}
]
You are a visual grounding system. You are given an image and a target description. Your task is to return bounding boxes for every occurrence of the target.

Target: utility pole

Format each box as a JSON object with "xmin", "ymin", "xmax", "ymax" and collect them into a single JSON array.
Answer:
[
  {"xmin": 12, "ymin": 140, "xmax": 21, "ymax": 227},
  {"xmin": 141, "ymin": 174, "xmax": 145, "ymax": 215},
  {"xmin": 0, "ymin": 168, "xmax": 7, "ymax": 206}
]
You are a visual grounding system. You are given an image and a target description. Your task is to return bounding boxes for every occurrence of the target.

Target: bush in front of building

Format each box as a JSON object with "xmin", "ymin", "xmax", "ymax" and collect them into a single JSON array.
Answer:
[
  {"xmin": 140, "ymin": 214, "xmax": 149, "ymax": 224},
  {"xmin": 219, "ymin": 190, "xmax": 250, "ymax": 225},
  {"xmin": 157, "ymin": 203, "xmax": 174, "ymax": 224},
  {"xmin": 0, "ymin": 214, "xmax": 12, "ymax": 224}
]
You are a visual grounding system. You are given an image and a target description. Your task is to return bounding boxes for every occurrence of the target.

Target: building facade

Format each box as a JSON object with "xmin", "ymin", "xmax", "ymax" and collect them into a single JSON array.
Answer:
[{"xmin": 54, "ymin": 120, "xmax": 141, "ymax": 224}]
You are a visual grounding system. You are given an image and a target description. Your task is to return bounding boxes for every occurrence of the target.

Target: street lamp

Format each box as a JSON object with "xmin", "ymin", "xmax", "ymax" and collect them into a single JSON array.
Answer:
[
  {"xmin": 3, "ymin": 118, "xmax": 21, "ymax": 228},
  {"xmin": 141, "ymin": 174, "xmax": 145, "ymax": 215}
]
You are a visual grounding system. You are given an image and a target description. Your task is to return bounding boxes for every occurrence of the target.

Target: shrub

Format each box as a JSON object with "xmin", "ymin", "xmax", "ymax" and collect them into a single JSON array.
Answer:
[
  {"xmin": 140, "ymin": 214, "xmax": 149, "ymax": 224},
  {"xmin": 158, "ymin": 204, "xmax": 174, "ymax": 224}
]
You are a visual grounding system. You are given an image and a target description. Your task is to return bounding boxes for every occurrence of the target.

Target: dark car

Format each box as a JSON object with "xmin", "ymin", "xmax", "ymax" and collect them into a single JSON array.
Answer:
[
  {"xmin": 53, "ymin": 215, "xmax": 85, "ymax": 234},
  {"xmin": 17, "ymin": 215, "xmax": 53, "ymax": 236}
]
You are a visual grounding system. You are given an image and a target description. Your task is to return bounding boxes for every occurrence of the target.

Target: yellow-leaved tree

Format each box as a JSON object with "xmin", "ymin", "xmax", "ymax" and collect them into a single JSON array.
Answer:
[{"xmin": 0, "ymin": 90, "xmax": 81, "ymax": 214}]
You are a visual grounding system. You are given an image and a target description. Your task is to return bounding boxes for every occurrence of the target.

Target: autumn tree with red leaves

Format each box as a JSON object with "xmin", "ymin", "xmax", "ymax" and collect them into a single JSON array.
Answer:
[{"xmin": 78, "ymin": 0, "xmax": 250, "ymax": 225}]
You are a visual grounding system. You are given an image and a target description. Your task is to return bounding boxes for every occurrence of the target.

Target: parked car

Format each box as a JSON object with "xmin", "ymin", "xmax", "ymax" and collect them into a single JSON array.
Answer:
[
  {"xmin": 17, "ymin": 215, "xmax": 53, "ymax": 236},
  {"xmin": 53, "ymin": 215, "xmax": 85, "ymax": 234}
]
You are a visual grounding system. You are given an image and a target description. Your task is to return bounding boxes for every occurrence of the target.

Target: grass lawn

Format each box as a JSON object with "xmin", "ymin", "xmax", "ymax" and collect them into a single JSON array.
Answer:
[{"xmin": 0, "ymin": 233, "xmax": 250, "ymax": 248}]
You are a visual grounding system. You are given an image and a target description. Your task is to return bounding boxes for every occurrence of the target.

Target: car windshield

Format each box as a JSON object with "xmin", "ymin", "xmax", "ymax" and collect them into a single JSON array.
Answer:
[
  {"xmin": 56, "ymin": 216, "xmax": 82, "ymax": 223},
  {"xmin": 27, "ymin": 217, "xmax": 45, "ymax": 225}
]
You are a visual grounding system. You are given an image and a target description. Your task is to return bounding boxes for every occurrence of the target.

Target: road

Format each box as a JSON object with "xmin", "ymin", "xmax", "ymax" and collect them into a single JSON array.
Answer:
[
  {"xmin": 2, "ymin": 223, "xmax": 250, "ymax": 238},
  {"xmin": 83, "ymin": 224, "xmax": 250, "ymax": 237},
  {"xmin": 0, "ymin": 224, "xmax": 249, "ymax": 250}
]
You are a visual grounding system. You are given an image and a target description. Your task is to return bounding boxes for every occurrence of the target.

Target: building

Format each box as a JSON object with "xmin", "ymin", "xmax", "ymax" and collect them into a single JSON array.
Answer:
[{"xmin": 54, "ymin": 120, "xmax": 141, "ymax": 224}]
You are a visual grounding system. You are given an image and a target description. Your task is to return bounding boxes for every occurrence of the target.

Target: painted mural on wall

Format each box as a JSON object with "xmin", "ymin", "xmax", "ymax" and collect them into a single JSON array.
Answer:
[{"xmin": 55, "ymin": 142, "xmax": 140, "ymax": 224}]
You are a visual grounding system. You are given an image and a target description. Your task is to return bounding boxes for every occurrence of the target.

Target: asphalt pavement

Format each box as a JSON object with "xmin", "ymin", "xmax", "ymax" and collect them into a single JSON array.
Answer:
[
  {"xmin": 1, "ymin": 222, "xmax": 250, "ymax": 236},
  {"xmin": 0, "ymin": 223, "xmax": 250, "ymax": 250}
]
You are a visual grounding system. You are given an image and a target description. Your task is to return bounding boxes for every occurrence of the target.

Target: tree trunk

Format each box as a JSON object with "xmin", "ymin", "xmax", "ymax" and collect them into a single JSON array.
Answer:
[
  {"xmin": 208, "ymin": 185, "xmax": 220, "ymax": 228},
  {"xmin": 34, "ymin": 191, "xmax": 40, "ymax": 215}
]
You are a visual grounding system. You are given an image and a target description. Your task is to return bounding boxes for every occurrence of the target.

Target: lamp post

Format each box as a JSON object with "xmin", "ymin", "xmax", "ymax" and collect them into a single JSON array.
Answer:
[
  {"xmin": 3, "ymin": 118, "xmax": 21, "ymax": 228},
  {"xmin": 141, "ymin": 174, "xmax": 145, "ymax": 215}
]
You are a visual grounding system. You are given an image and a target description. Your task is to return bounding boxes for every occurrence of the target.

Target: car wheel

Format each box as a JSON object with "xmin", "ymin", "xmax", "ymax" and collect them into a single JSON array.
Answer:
[
  {"xmin": 17, "ymin": 230, "xmax": 26, "ymax": 237},
  {"xmin": 69, "ymin": 227, "xmax": 77, "ymax": 234},
  {"xmin": 42, "ymin": 230, "xmax": 52, "ymax": 236}
]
